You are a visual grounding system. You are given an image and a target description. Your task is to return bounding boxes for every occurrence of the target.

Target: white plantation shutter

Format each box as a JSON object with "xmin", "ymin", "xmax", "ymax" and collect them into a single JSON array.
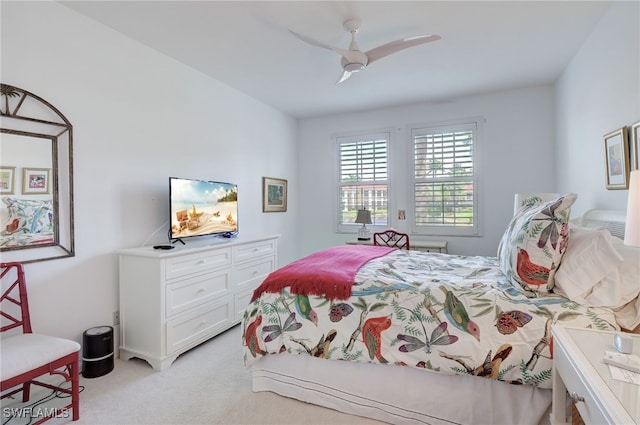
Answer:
[
  {"xmin": 412, "ymin": 120, "xmax": 479, "ymax": 236},
  {"xmin": 337, "ymin": 132, "xmax": 389, "ymax": 230}
]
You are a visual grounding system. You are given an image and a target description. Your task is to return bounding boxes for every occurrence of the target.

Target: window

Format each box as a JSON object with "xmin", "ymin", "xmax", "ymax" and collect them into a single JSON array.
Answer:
[
  {"xmin": 412, "ymin": 119, "xmax": 479, "ymax": 236},
  {"xmin": 336, "ymin": 131, "xmax": 389, "ymax": 231}
]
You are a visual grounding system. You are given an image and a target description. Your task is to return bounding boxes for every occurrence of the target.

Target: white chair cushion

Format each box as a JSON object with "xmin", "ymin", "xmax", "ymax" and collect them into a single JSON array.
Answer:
[{"xmin": 1, "ymin": 333, "xmax": 80, "ymax": 380}]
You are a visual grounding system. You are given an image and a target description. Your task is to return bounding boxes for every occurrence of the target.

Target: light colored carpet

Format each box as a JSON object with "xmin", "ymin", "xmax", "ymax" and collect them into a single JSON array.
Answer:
[{"xmin": 1, "ymin": 325, "xmax": 386, "ymax": 425}]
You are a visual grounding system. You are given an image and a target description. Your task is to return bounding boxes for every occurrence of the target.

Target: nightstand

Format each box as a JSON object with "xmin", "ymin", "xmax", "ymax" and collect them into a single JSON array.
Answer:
[
  {"xmin": 551, "ymin": 326, "xmax": 639, "ymax": 425},
  {"xmin": 346, "ymin": 239, "xmax": 448, "ymax": 253}
]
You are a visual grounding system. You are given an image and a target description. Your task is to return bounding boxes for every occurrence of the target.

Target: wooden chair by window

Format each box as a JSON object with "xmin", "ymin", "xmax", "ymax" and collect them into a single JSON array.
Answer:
[
  {"xmin": 373, "ymin": 230, "xmax": 410, "ymax": 250},
  {"xmin": 0, "ymin": 262, "xmax": 80, "ymax": 424}
]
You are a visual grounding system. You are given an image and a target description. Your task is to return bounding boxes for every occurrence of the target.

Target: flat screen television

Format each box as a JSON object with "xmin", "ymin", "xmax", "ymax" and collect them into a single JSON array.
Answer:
[{"xmin": 169, "ymin": 177, "xmax": 238, "ymax": 242}]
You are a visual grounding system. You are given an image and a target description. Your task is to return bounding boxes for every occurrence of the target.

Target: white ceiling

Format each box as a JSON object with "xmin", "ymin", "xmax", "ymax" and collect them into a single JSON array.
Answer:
[{"xmin": 60, "ymin": 1, "xmax": 611, "ymax": 119}]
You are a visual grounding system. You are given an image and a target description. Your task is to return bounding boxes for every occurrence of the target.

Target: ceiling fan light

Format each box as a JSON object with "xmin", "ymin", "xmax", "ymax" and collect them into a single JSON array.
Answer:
[{"xmin": 344, "ymin": 63, "xmax": 365, "ymax": 72}]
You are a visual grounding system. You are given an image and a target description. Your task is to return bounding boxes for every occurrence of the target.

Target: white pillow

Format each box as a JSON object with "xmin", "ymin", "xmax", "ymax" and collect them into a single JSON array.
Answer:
[
  {"xmin": 583, "ymin": 237, "xmax": 640, "ymax": 309},
  {"xmin": 612, "ymin": 296, "xmax": 640, "ymax": 331},
  {"xmin": 553, "ymin": 227, "xmax": 623, "ymax": 300}
]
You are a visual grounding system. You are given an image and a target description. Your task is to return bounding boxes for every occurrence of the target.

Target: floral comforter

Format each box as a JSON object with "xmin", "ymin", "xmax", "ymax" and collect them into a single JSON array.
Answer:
[{"xmin": 242, "ymin": 249, "xmax": 618, "ymax": 389}]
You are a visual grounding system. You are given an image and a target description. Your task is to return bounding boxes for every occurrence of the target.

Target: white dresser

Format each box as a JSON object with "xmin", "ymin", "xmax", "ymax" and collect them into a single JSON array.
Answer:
[{"xmin": 117, "ymin": 235, "xmax": 278, "ymax": 371}]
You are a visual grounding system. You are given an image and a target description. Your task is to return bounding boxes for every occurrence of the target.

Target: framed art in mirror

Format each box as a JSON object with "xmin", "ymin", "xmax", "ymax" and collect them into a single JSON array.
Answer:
[
  {"xmin": 0, "ymin": 84, "xmax": 74, "ymax": 263},
  {"xmin": 22, "ymin": 168, "xmax": 51, "ymax": 195},
  {"xmin": 603, "ymin": 126, "xmax": 629, "ymax": 190},
  {"xmin": 0, "ymin": 166, "xmax": 16, "ymax": 195}
]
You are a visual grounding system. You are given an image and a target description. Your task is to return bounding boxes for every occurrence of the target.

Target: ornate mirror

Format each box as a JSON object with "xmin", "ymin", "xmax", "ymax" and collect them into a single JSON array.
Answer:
[{"xmin": 0, "ymin": 84, "xmax": 74, "ymax": 263}]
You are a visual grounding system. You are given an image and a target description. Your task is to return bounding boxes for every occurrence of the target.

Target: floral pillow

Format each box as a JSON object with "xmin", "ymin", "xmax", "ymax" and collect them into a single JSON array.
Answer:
[
  {"xmin": 497, "ymin": 193, "xmax": 577, "ymax": 297},
  {"xmin": 1, "ymin": 197, "xmax": 54, "ymax": 235},
  {"xmin": 513, "ymin": 193, "xmax": 559, "ymax": 216}
]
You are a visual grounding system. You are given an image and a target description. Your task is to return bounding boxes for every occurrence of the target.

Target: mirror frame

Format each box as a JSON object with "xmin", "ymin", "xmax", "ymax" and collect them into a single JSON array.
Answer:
[{"xmin": 0, "ymin": 84, "xmax": 75, "ymax": 263}]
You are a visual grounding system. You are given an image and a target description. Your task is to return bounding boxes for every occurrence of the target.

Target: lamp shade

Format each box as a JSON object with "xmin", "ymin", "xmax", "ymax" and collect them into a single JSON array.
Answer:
[
  {"xmin": 355, "ymin": 209, "xmax": 372, "ymax": 225},
  {"xmin": 624, "ymin": 170, "xmax": 640, "ymax": 247}
]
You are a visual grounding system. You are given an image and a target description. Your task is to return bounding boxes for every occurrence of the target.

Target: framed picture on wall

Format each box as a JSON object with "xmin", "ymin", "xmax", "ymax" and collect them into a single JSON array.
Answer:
[
  {"xmin": 603, "ymin": 127, "xmax": 629, "ymax": 190},
  {"xmin": 631, "ymin": 121, "xmax": 640, "ymax": 171},
  {"xmin": 262, "ymin": 177, "xmax": 287, "ymax": 212},
  {"xmin": 0, "ymin": 166, "xmax": 16, "ymax": 194},
  {"xmin": 22, "ymin": 167, "xmax": 51, "ymax": 194}
]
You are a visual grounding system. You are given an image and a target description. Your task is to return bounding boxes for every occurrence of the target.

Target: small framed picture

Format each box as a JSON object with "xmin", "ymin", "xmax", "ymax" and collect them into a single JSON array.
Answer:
[
  {"xmin": 631, "ymin": 121, "xmax": 640, "ymax": 171},
  {"xmin": 0, "ymin": 166, "xmax": 16, "ymax": 194},
  {"xmin": 23, "ymin": 167, "xmax": 51, "ymax": 194},
  {"xmin": 262, "ymin": 177, "xmax": 287, "ymax": 212},
  {"xmin": 603, "ymin": 127, "xmax": 629, "ymax": 190}
]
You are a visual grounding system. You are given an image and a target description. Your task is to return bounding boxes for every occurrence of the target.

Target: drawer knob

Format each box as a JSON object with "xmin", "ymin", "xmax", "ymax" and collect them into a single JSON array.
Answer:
[{"xmin": 570, "ymin": 392, "xmax": 585, "ymax": 404}]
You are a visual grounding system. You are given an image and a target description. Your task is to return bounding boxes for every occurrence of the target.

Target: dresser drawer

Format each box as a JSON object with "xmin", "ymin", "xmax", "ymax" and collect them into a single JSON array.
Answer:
[
  {"xmin": 234, "ymin": 257, "xmax": 274, "ymax": 289},
  {"xmin": 165, "ymin": 299, "xmax": 232, "ymax": 355},
  {"xmin": 555, "ymin": 342, "xmax": 608, "ymax": 425},
  {"xmin": 234, "ymin": 288, "xmax": 254, "ymax": 322},
  {"xmin": 164, "ymin": 248, "xmax": 231, "ymax": 280},
  {"xmin": 233, "ymin": 239, "xmax": 275, "ymax": 263},
  {"xmin": 165, "ymin": 270, "xmax": 231, "ymax": 318}
]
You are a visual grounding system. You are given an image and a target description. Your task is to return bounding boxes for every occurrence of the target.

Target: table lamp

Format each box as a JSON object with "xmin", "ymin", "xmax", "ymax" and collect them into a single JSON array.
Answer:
[
  {"xmin": 624, "ymin": 170, "xmax": 640, "ymax": 247},
  {"xmin": 355, "ymin": 209, "xmax": 372, "ymax": 240}
]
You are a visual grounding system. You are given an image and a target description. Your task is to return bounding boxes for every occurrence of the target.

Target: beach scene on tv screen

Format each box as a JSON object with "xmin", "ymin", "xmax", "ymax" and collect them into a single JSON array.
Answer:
[{"xmin": 170, "ymin": 179, "xmax": 238, "ymax": 238}]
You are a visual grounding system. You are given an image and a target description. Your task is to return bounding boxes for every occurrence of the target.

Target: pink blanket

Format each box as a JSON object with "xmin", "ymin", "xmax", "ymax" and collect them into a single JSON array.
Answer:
[{"xmin": 251, "ymin": 245, "xmax": 396, "ymax": 301}]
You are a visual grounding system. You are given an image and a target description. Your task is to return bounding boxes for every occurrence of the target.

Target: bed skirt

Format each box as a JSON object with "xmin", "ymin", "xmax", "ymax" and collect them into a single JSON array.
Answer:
[{"xmin": 252, "ymin": 354, "xmax": 552, "ymax": 425}]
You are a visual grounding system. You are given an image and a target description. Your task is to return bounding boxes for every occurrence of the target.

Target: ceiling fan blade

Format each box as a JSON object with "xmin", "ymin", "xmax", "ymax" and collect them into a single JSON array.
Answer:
[
  {"xmin": 289, "ymin": 29, "xmax": 357, "ymax": 61},
  {"xmin": 336, "ymin": 70, "xmax": 352, "ymax": 84},
  {"xmin": 365, "ymin": 34, "xmax": 441, "ymax": 64}
]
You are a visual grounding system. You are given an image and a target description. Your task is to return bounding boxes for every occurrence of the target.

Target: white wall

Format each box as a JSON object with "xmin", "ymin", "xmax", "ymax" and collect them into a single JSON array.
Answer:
[
  {"xmin": 297, "ymin": 85, "xmax": 557, "ymax": 257},
  {"xmin": 1, "ymin": 1, "xmax": 299, "ymax": 342},
  {"xmin": 556, "ymin": 1, "xmax": 640, "ymax": 216}
]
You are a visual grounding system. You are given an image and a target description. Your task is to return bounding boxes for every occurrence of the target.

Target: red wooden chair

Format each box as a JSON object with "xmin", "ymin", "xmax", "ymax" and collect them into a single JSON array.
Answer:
[
  {"xmin": 0, "ymin": 262, "xmax": 80, "ymax": 424},
  {"xmin": 373, "ymin": 230, "xmax": 410, "ymax": 250}
]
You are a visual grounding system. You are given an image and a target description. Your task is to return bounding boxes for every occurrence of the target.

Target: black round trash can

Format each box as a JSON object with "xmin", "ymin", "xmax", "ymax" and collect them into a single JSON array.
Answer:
[{"xmin": 82, "ymin": 326, "xmax": 114, "ymax": 378}]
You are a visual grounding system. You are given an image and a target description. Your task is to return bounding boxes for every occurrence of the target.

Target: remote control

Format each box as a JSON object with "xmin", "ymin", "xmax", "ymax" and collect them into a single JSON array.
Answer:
[
  {"xmin": 603, "ymin": 350, "xmax": 640, "ymax": 373},
  {"xmin": 153, "ymin": 245, "xmax": 175, "ymax": 250}
]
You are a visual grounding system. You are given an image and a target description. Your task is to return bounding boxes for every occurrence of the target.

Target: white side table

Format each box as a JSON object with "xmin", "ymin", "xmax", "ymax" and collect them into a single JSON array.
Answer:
[
  {"xmin": 551, "ymin": 326, "xmax": 639, "ymax": 425},
  {"xmin": 346, "ymin": 239, "xmax": 448, "ymax": 253}
]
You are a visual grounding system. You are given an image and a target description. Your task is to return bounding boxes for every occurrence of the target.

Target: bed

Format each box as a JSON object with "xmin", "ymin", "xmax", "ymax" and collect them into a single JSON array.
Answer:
[{"xmin": 241, "ymin": 197, "xmax": 640, "ymax": 425}]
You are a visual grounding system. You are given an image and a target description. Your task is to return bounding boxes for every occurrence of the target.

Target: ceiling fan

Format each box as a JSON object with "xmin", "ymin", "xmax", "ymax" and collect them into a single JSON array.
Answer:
[{"xmin": 290, "ymin": 18, "xmax": 441, "ymax": 83}]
